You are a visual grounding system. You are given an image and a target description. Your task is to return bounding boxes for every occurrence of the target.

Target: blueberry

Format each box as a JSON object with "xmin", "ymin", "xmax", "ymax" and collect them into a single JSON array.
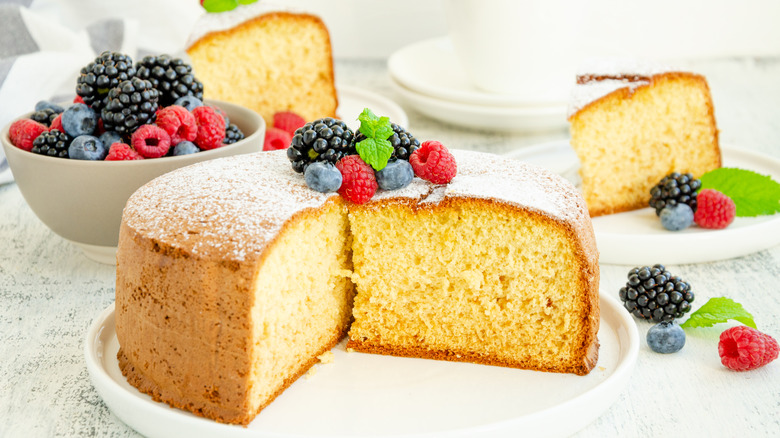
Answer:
[
  {"xmin": 375, "ymin": 159, "xmax": 414, "ymax": 191},
  {"xmin": 61, "ymin": 103, "xmax": 98, "ymax": 137},
  {"xmin": 99, "ymin": 131, "xmax": 123, "ymax": 149},
  {"xmin": 660, "ymin": 203, "xmax": 694, "ymax": 231},
  {"xmin": 174, "ymin": 95, "xmax": 203, "ymax": 112},
  {"xmin": 646, "ymin": 321, "xmax": 686, "ymax": 353},
  {"xmin": 173, "ymin": 141, "xmax": 200, "ymax": 156},
  {"xmin": 34, "ymin": 100, "xmax": 64, "ymax": 113},
  {"xmin": 68, "ymin": 135, "xmax": 106, "ymax": 160},
  {"xmin": 304, "ymin": 161, "xmax": 342, "ymax": 193}
]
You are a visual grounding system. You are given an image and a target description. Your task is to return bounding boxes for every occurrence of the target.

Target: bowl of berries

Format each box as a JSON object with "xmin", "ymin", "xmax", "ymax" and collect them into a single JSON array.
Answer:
[{"xmin": 1, "ymin": 52, "xmax": 265, "ymax": 264}]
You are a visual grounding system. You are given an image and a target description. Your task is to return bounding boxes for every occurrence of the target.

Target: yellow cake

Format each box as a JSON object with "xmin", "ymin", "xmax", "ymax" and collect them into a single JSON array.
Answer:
[
  {"xmin": 115, "ymin": 149, "xmax": 600, "ymax": 425},
  {"xmin": 186, "ymin": 6, "xmax": 338, "ymax": 126},
  {"xmin": 568, "ymin": 65, "xmax": 721, "ymax": 217}
]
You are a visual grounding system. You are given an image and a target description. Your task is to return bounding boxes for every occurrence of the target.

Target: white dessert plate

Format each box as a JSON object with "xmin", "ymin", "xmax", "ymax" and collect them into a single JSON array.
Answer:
[
  {"xmin": 390, "ymin": 78, "xmax": 568, "ymax": 133},
  {"xmin": 85, "ymin": 294, "xmax": 638, "ymax": 438},
  {"xmin": 505, "ymin": 141, "xmax": 780, "ymax": 265},
  {"xmin": 388, "ymin": 37, "xmax": 568, "ymax": 108},
  {"xmin": 337, "ymin": 85, "xmax": 408, "ymax": 130}
]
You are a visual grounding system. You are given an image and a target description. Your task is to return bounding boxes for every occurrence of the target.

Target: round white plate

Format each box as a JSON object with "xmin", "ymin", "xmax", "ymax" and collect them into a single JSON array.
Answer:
[
  {"xmin": 388, "ymin": 37, "xmax": 568, "ymax": 108},
  {"xmin": 390, "ymin": 78, "xmax": 568, "ymax": 133},
  {"xmin": 85, "ymin": 294, "xmax": 638, "ymax": 438},
  {"xmin": 337, "ymin": 85, "xmax": 408, "ymax": 130},
  {"xmin": 505, "ymin": 141, "xmax": 780, "ymax": 265}
]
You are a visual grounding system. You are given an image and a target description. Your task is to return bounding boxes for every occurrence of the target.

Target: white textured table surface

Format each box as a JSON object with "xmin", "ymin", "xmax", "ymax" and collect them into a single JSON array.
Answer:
[{"xmin": 1, "ymin": 58, "xmax": 779, "ymax": 437}]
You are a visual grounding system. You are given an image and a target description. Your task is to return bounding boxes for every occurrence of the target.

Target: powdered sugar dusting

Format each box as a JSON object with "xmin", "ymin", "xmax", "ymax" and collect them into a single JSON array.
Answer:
[{"xmin": 186, "ymin": 1, "xmax": 302, "ymax": 49}]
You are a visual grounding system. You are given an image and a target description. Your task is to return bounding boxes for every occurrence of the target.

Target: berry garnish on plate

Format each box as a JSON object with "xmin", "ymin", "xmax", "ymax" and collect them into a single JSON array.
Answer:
[
  {"xmin": 694, "ymin": 189, "xmax": 736, "ymax": 229},
  {"xmin": 659, "ymin": 203, "xmax": 694, "ymax": 231},
  {"xmin": 719, "ymin": 326, "xmax": 779, "ymax": 371},
  {"xmin": 273, "ymin": 111, "xmax": 306, "ymax": 136},
  {"xmin": 649, "ymin": 172, "xmax": 700, "ymax": 216},
  {"xmin": 264, "ymin": 127, "xmax": 292, "ymax": 152},
  {"xmin": 647, "ymin": 321, "xmax": 686, "ymax": 354},
  {"xmin": 619, "ymin": 264, "xmax": 693, "ymax": 323}
]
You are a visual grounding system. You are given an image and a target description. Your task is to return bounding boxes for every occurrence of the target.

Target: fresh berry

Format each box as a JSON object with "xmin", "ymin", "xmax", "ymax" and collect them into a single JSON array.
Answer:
[
  {"xmin": 172, "ymin": 141, "xmax": 200, "ymax": 156},
  {"xmin": 191, "ymin": 106, "xmax": 226, "ymax": 150},
  {"xmin": 719, "ymin": 326, "xmax": 779, "ymax": 371},
  {"xmin": 31, "ymin": 129, "xmax": 71, "ymax": 158},
  {"xmin": 409, "ymin": 140, "xmax": 457, "ymax": 184},
  {"xmin": 649, "ymin": 172, "xmax": 701, "ymax": 216},
  {"xmin": 31, "ymin": 107, "xmax": 61, "ymax": 126},
  {"xmin": 619, "ymin": 264, "xmax": 694, "ymax": 322},
  {"xmin": 34, "ymin": 100, "xmax": 64, "ymax": 113},
  {"xmin": 135, "ymin": 54, "xmax": 204, "ymax": 107},
  {"xmin": 73, "ymin": 95, "xmax": 85, "ymax": 104},
  {"xmin": 694, "ymin": 189, "xmax": 736, "ymax": 229},
  {"xmin": 646, "ymin": 321, "xmax": 686, "ymax": 353},
  {"xmin": 660, "ymin": 203, "xmax": 694, "ymax": 231},
  {"xmin": 9, "ymin": 119, "xmax": 47, "ymax": 151},
  {"xmin": 354, "ymin": 122, "xmax": 420, "ymax": 160},
  {"xmin": 155, "ymin": 105, "xmax": 197, "ymax": 145},
  {"xmin": 223, "ymin": 123, "xmax": 244, "ymax": 145},
  {"xmin": 101, "ymin": 77, "xmax": 160, "ymax": 135},
  {"xmin": 376, "ymin": 159, "xmax": 414, "ymax": 190},
  {"xmin": 304, "ymin": 161, "xmax": 342, "ymax": 193},
  {"xmin": 263, "ymin": 127, "xmax": 292, "ymax": 151},
  {"xmin": 105, "ymin": 142, "xmax": 144, "ymax": 161},
  {"xmin": 76, "ymin": 51, "xmax": 137, "ymax": 111},
  {"xmin": 99, "ymin": 131, "xmax": 123, "ymax": 149},
  {"xmin": 211, "ymin": 106, "xmax": 230, "ymax": 128},
  {"xmin": 173, "ymin": 95, "xmax": 203, "ymax": 111},
  {"xmin": 273, "ymin": 111, "xmax": 306, "ymax": 136},
  {"xmin": 131, "ymin": 124, "xmax": 171, "ymax": 158},
  {"xmin": 335, "ymin": 155, "xmax": 377, "ymax": 204},
  {"xmin": 49, "ymin": 114, "xmax": 64, "ymax": 133},
  {"xmin": 61, "ymin": 103, "xmax": 98, "ymax": 137},
  {"xmin": 68, "ymin": 135, "xmax": 106, "ymax": 160},
  {"xmin": 288, "ymin": 118, "xmax": 355, "ymax": 173}
]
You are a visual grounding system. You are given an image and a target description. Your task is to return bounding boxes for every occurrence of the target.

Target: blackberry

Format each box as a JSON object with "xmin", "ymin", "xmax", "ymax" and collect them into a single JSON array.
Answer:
[
  {"xmin": 354, "ymin": 122, "xmax": 420, "ymax": 161},
  {"xmin": 649, "ymin": 172, "xmax": 701, "ymax": 216},
  {"xmin": 101, "ymin": 77, "xmax": 160, "ymax": 135},
  {"xmin": 31, "ymin": 129, "xmax": 71, "ymax": 158},
  {"xmin": 223, "ymin": 123, "xmax": 244, "ymax": 145},
  {"xmin": 76, "ymin": 51, "xmax": 136, "ymax": 112},
  {"xmin": 619, "ymin": 264, "xmax": 694, "ymax": 323},
  {"xmin": 135, "ymin": 55, "xmax": 204, "ymax": 107},
  {"xmin": 287, "ymin": 117, "xmax": 355, "ymax": 173},
  {"xmin": 31, "ymin": 107, "xmax": 61, "ymax": 126}
]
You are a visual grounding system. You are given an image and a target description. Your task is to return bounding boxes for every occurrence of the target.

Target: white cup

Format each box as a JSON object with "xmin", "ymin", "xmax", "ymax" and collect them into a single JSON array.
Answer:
[{"xmin": 444, "ymin": 0, "xmax": 586, "ymax": 103}]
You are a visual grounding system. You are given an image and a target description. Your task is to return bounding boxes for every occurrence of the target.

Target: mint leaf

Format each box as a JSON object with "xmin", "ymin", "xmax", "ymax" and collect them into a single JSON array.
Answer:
[
  {"xmin": 356, "ymin": 138, "xmax": 394, "ymax": 171},
  {"xmin": 237, "ymin": 0, "xmax": 258, "ymax": 4},
  {"xmin": 700, "ymin": 167, "xmax": 780, "ymax": 217},
  {"xmin": 202, "ymin": 0, "xmax": 238, "ymax": 12},
  {"xmin": 680, "ymin": 297, "xmax": 756, "ymax": 329}
]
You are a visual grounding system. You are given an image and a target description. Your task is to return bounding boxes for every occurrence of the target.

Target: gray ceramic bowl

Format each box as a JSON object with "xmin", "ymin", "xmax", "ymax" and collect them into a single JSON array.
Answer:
[{"xmin": 1, "ymin": 99, "xmax": 265, "ymax": 264}]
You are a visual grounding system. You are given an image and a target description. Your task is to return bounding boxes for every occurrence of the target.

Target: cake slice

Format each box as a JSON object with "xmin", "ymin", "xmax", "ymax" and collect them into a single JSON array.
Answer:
[{"xmin": 568, "ymin": 64, "xmax": 721, "ymax": 217}]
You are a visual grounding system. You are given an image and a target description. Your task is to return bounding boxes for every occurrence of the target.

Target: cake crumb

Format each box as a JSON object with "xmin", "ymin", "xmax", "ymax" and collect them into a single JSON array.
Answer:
[
  {"xmin": 304, "ymin": 366, "xmax": 318, "ymax": 380},
  {"xmin": 346, "ymin": 347, "xmax": 355, "ymax": 353},
  {"xmin": 318, "ymin": 351, "xmax": 335, "ymax": 364}
]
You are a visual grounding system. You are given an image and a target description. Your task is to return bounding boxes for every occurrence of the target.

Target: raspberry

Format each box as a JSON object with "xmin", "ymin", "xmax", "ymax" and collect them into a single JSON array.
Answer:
[
  {"xmin": 156, "ymin": 105, "xmax": 197, "ymax": 145},
  {"xmin": 49, "ymin": 113, "xmax": 64, "ymax": 133},
  {"xmin": 273, "ymin": 111, "xmax": 306, "ymax": 136},
  {"xmin": 335, "ymin": 155, "xmax": 377, "ymax": 204},
  {"xmin": 106, "ymin": 142, "xmax": 144, "ymax": 161},
  {"xmin": 719, "ymin": 326, "xmax": 779, "ymax": 371},
  {"xmin": 263, "ymin": 127, "xmax": 292, "ymax": 151},
  {"xmin": 73, "ymin": 95, "xmax": 85, "ymax": 104},
  {"xmin": 131, "ymin": 124, "xmax": 171, "ymax": 158},
  {"xmin": 192, "ymin": 106, "xmax": 225, "ymax": 150},
  {"xmin": 694, "ymin": 189, "xmax": 736, "ymax": 229},
  {"xmin": 9, "ymin": 119, "xmax": 47, "ymax": 152},
  {"xmin": 409, "ymin": 140, "xmax": 457, "ymax": 184}
]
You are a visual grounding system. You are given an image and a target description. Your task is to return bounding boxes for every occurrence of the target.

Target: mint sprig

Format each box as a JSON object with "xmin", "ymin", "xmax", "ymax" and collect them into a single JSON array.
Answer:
[
  {"xmin": 680, "ymin": 297, "xmax": 756, "ymax": 329},
  {"xmin": 700, "ymin": 167, "xmax": 780, "ymax": 217},
  {"xmin": 355, "ymin": 108, "xmax": 394, "ymax": 171},
  {"xmin": 202, "ymin": 0, "xmax": 257, "ymax": 13}
]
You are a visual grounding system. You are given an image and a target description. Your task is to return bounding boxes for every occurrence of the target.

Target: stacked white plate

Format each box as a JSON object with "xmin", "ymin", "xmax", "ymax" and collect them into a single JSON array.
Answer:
[{"xmin": 388, "ymin": 37, "xmax": 570, "ymax": 133}]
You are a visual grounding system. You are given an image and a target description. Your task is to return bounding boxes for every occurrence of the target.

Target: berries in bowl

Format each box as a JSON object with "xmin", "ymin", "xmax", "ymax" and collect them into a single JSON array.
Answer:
[{"xmin": 1, "ymin": 52, "xmax": 265, "ymax": 264}]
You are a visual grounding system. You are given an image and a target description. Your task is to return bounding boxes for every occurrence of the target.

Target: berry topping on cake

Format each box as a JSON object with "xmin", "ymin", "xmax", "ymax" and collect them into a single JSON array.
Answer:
[
  {"xmin": 659, "ymin": 203, "xmax": 694, "ymax": 231},
  {"xmin": 135, "ymin": 54, "xmax": 204, "ymax": 107},
  {"xmin": 106, "ymin": 142, "xmax": 144, "ymax": 161},
  {"xmin": 694, "ymin": 189, "xmax": 736, "ymax": 229},
  {"xmin": 101, "ymin": 77, "xmax": 160, "ymax": 135},
  {"xmin": 155, "ymin": 105, "xmax": 198, "ymax": 145},
  {"xmin": 131, "ymin": 124, "xmax": 171, "ymax": 158},
  {"xmin": 76, "ymin": 51, "xmax": 137, "ymax": 112},
  {"xmin": 264, "ymin": 127, "xmax": 292, "ymax": 151},
  {"xmin": 288, "ymin": 117, "xmax": 355, "ymax": 173},
  {"xmin": 718, "ymin": 326, "xmax": 779, "ymax": 371},
  {"xmin": 31, "ymin": 129, "xmax": 71, "ymax": 158},
  {"xmin": 273, "ymin": 111, "xmax": 306, "ymax": 136},
  {"xmin": 335, "ymin": 155, "xmax": 377, "ymax": 204},
  {"xmin": 68, "ymin": 135, "xmax": 107, "ymax": 160},
  {"xmin": 410, "ymin": 140, "xmax": 457, "ymax": 184},
  {"xmin": 646, "ymin": 321, "xmax": 686, "ymax": 354},
  {"xmin": 191, "ymin": 106, "xmax": 226, "ymax": 150},
  {"xmin": 304, "ymin": 161, "xmax": 342, "ymax": 193},
  {"xmin": 375, "ymin": 159, "xmax": 414, "ymax": 191},
  {"xmin": 9, "ymin": 119, "xmax": 47, "ymax": 152},
  {"xmin": 619, "ymin": 264, "xmax": 694, "ymax": 322},
  {"xmin": 61, "ymin": 103, "xmax": 98, "ymax": 137},
  {"xmin": 649, "ymin": 172, "xmax": 700, "ymax": 216}
]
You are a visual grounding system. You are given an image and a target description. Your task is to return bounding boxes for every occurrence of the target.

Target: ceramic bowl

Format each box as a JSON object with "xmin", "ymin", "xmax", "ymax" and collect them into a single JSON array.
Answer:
[{"xmin": 1, "ymin": 99, "xmax": 265, "ymax": 264}]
